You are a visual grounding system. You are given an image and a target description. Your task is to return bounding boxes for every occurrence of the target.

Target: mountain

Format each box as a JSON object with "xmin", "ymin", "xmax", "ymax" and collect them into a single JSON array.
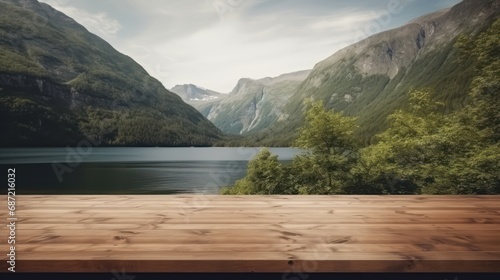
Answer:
[
  {"xmin": 0, "ymin": 0, "xmax": 221, "ymax": 147},
  {"xmin": 249, "ymin": 0, "xmax": 500, "ymax": 145},
  {"xmin": 170, "ymin": 84, "xmax": 225, "ymax": 104},
  {"xmin": 196, "ymin": 70, "xmax": 311, "ymax": 135}
]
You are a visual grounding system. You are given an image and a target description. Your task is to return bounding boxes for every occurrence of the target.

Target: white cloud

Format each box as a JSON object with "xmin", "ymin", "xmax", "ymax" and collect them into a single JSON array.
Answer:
[
  {"xmin": 41, "ymin": 0, "xmax": 121, "ymax": 37},
  {"xmin": 309, "ymin": 12, "xmax": 381, "ymax": 30},
  {"xmin": 38, "ymin": 0, "xmax": 461, "ymax": 93}
]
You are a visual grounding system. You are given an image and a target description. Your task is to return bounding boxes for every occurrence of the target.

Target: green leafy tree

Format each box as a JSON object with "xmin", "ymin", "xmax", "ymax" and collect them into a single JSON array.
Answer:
[
  {"xmin": 222, "ymin": 102, "xmax": 359, "ymax": 195},
  {"xmin": 293, "ymin": 101, "xmax": 359, "ymax": 194},
  {"xmin": 221, "ymin": 148, "xmax": 289, "ymax": 195},
  {"xmin": 359, "ymin": 87, "xmax": 499, "ymax": 194},
  {"xmin": 456, "ymin": 18, "xmax": 500, "ymax": 142},
  {"xmin": 438, "ymin": 18, "xmax": 500, "ymax": 194},
  {"xmin": 357, "ymin": 89, "xmax": 445, "ymax": 194}
]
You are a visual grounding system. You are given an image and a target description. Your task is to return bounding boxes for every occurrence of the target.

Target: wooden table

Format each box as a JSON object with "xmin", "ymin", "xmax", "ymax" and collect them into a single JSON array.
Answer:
[{"xmin": 1, "ymin": 195, "xmax": 499, "ymax": 272}]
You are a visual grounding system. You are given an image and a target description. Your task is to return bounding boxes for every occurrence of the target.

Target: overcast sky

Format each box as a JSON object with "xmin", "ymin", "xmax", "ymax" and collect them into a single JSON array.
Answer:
[{"xmin": 39, "ymin": 0, "xmax": 461, "ymax": 92}]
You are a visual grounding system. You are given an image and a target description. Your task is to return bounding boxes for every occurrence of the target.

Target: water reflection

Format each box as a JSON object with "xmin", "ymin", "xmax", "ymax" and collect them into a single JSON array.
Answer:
[{"xmin": 0, "ymin": 148, "xmax": 300, "ymax": 194}]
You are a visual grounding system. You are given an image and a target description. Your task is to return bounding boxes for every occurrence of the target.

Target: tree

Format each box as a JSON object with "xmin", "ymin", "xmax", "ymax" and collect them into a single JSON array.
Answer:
[
  {"xmin": 294, "ymin": 101, "xmax": 359, "ymax": 194},
  {"xmin": 220, "ymin": 148, "xmax": 288, "ymax": 195},
  {"xmin": 357, "ymin": 89, "xmax": 445, "ymax": 194},
  {"xmin": 222, "ymin": 102, "xmax": 359, "ymax": 195},
  {"xmin": 438, "ymin": 19, "xmax": 500, "ymax": 193},
  {"xmin": 359, "ymin": 86, "xmax": 499, "ymax": 195},
  {"xmin": 456, "ymin": 18, "xmax": 500, "ymax": 142}
]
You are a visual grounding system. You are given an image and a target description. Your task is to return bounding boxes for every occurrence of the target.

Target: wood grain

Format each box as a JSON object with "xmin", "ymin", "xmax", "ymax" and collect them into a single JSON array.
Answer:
[{"xmin": 0, "ymin": 195, "xmax": 499, "ymax": 272}]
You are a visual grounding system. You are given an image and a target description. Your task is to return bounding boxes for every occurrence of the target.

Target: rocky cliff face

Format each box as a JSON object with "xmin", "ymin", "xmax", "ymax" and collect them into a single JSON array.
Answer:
[
  {"xmin": 0, "ymin": 0, "xmax": 221, "ymax": 146},
  {"xmin": 196, "ymin": 70, "xmax": 311, "ymax": 135},
  {"xmin": 312, "ymin": 0, "xmax": 498, "ymax": 81},
  {"xmin": 279, "ymin": 0, "xmax": 500, "ymax": 143},
  {"xmin": 0, "ymin": 73, "xmax": 111, "ymax": 110}
]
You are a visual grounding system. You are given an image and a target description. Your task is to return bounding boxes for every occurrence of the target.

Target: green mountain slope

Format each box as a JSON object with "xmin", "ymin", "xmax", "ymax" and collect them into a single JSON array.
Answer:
[
  {"xmin": 249, "ymin": 0, "xmax": 499, "ymax": 146},
  {"xmin": 0, "ymin": 0, "xmax": 221, "ymax": 147}
]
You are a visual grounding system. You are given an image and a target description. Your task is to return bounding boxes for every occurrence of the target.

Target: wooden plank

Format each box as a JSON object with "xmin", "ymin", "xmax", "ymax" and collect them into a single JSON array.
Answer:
[
  {"xmin": 13, "ymin": 217, "xmax": 500, "ymax": 224},
  {"xmin": 13, "ymin": 229, "xmax": 500, "ymax": 239},
  {"xmin": 14, "ymin": 213, "xmax": 500, "ymax": 220},
  {"xmin": 0, "ymin": 195, "xmax": 498, "ymax": 272},
  {"xmin": 13, "ymin": 251, "xmax": 500, "ymax": 260},
  {"xmin": 12, "ymin": 205, "xmax": 500, "ymax": 213},
  {"xmin": 14, "ymin": 231, "xmax": 500, "ymax": 245},
  {"xmin": 16, "ymin": 243, "xmax": 500, "ymax": 252},
  {"xmin": 7, "ymin": 260, "xmax": 499, "ymax": 273},
  {"xmin": 14, "ymin": 223, "xmax": 500, "ymax": 231},
  {"xmin": 15, "ymin": 208, "xmax": 500, "ymax": 214}
]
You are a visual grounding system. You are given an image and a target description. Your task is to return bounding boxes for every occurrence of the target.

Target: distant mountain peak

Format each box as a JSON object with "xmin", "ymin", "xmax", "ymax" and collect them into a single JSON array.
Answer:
[
  {"xmin": 188, "ymin": 69, "xmax": 311, "ymax": 135},
  {"xmin": 170, "ymin": 84, "xmax": 224, "ymax": 103}
]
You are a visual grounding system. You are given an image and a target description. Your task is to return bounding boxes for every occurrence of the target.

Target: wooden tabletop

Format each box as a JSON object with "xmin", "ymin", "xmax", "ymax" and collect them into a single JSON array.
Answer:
[{"xmin": 1, "ymin": 195, "xmax": 499, "ymax": 272}]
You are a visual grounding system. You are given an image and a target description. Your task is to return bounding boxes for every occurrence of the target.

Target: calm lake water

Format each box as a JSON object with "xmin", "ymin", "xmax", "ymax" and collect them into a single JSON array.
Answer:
[{"xmin": 0, "ymin": 148, "xmax": 301, "ymax": 194}]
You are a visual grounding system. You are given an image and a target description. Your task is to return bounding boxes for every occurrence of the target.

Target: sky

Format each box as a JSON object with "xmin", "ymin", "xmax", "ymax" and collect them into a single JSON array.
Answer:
[{"xmin": 39, "ymin": 0, "xmax": 461, "ymax": 93}]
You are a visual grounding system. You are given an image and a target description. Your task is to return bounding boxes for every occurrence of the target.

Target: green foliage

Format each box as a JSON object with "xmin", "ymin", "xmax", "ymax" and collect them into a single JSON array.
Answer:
[
  {"xmin": 0, "ymin": 48, "xmax": 48, "ymax": 77},
  {"xmin": 220, "ymin": 148, "xmax": 289, "ymax": 195},
  {"xmin": 0, "ymin": 92, "xmax": 83, "ymax": 146},
  {"xmin": 359, "ymin": 90, "xmax": 454, "ymax": 194},
  {"xmin": 296, "ymin": 101, "xmax": 358, "ymax": 152},
  {"xmin": 345, "ymin": 78, "xmax": 498, "ymax": 195},
  {"xmin": 79, "ymin": 106, "xmax": 218, "ymax": 147},
  {"xmin": 294, "ymin": 100, "xmax": 359, "ymax": 193},
  {"xmin": 222, "ymin": 102, "xmax": 360, "ymax": 195},
  {"xmin": 225, "ymin": 84, "xmax": 499, "ymax": 195},
  {"xmin": 456, "ymin": 18, "xmax": 500, "ymax": 142}
]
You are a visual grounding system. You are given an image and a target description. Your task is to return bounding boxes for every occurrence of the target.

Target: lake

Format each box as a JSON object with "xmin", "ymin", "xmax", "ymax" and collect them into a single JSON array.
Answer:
[{"xmin": 0, "ymin": 147, "xmax": 302, "ymax": 194}]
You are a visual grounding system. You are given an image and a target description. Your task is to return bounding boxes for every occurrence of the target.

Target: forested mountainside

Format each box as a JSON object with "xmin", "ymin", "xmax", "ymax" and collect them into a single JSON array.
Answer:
[
  {"xmin": 230, "ymin": 0, "xmax": 499, "ymax": 146},
  {"xmin": 0, "ymin": 0, "xmax": 221, "ymax": 147}
]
